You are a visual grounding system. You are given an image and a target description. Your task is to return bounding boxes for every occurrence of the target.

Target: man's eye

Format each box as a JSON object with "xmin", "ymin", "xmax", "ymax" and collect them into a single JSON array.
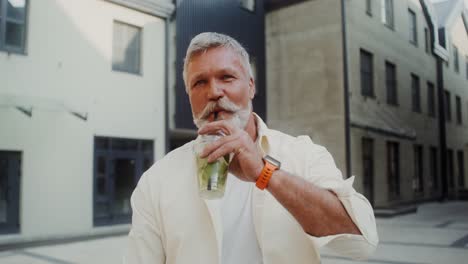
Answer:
[
  {"xmin": 222, "ymin": 75, "xmax": 234, "ymax": 81},
  {"xmin": 193, "ymin": 80, "xmax": 206, "ymax": 87}
]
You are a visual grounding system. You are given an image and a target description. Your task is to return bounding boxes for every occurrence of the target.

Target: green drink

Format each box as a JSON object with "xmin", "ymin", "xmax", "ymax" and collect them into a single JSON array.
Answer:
[{"xmin": 194, "ymin": 135, "xmax": 230, "ymax": 199}]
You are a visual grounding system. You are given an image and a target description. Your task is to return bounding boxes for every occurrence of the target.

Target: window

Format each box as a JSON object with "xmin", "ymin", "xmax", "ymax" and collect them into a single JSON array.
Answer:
[
  {"xmin": 456, "ymin": 96, "xmax": 462, "ymax": 124},
  {"xmin": 382, "ymin": 0, "xmax": 394, "ymax": 29},
  {"xmin": 386, "ymin": 61, "xmax": 397, "ymax": 105},
  {"xmin": 93, "ymin": 137, "xmax": 154, "ymax": 226},
  {"xmin": 424, "ymin": 28, "xmax": 430, "ymax": 53},
  {"xmin": 466, "ymin": 57, "xmax": 468, "ymax": 80},
  {"xmin": 453, "ymin": 45, "xmax": 459, "ymax": 73},
  {"xmin": 0, "ymin": 0, "xmax": 28, "ymax": 53},
  {"xmin": 366, "ymin": 0, "xmax": 372, "ymax": 16},
  {"xmin": 413, "ymin": 145, "xmax": 424, "ymax": 193},
  {"xmin": 0, "ymin": 151, "xmax": 21, "ymax": 234},
  {"xmin": 445, "ymin": 90, "xmax": 451, "ymax": 122},
  {"xmin": 360, "ymin": 49, "xmax": 374, "ymax": 97},
  {"xmin": 112, "ymin": 21, "xmax": 142, "ymax": 75},
  {"xmin": 411, "ymin": 74, "xmax": 421, "ymax": 112},
  {"xmin": 427, "ymin": 82, "xmax": 436, "ymax": 117},
  {"xmin": 447, "ymin": 149, "xmax": 454, "ymax": 188},
  {"xmin": 387, "ymin": 141, "xmax": 400, "ymax": 198},
  {"xmin": 429, "ymin": 147, "xmax": 438, "ymax": 191},
  {"xmin": 458, "ymin": 150, "xmax": 465, "ymax": 188},
  {"xmin": 408, "ymin": 9, "xmax": 417, "ymax": 45},
  {"xmin": 362, "ymin": 137, "xmax": 374, "ymax": 205},
  {"xmin": 240, "ymin": 0, "xmax": 255, "ymax": 12}
]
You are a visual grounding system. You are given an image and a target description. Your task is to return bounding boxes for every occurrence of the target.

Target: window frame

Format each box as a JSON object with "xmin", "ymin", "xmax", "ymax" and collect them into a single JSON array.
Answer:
[
  {"xmin": 453, "ymin": 45, "xmax": 459, "ymax": 73},
  {"xmin": 387, "ymin": 141, "xmax": 400, "ymax": 199},
  {"xmin": 413, "ymin": 144, "xmax": 424, "ymax": 193},
  {"xmin": 457, "ymin": 150, "xmax": 465, "ymax": 188},
  {"xmin": 465, "ymin": 56, "xmax": 468, "ymax": 80},
  {"xmin": 385, "ymin": 61, "xmax": 398, "ymax": 105},
  {"xmin": 424, "ymin": 27, "xmax": 430, "ymax": 53},
  {"xmin": 429, "ymin": 146, "xmax": 438, "ymax": 191},
  {"xmin": 445, "ymin": 90, "xmax": 452, "ymax": 122},
  {"xmin": 239, "ymin": 0, "xmax": 256, "ymax": 13},
  {"xmin": 456, "ymin": 95, "xmax": 462, "ymax": 125},
  {"xmin": 427, "ymin": 82, "xmax": 436, "ymax": 117},
  {"xmin": 366, "ymin": 0, "xmax": 372, "ymax": 16},
  {"xmin": 382, "ymin": 0, "xmax": 394, "ymax": 30},
  {"xmin": 360, "ymin": 49, "xmax": 374, "ymax": 98},
  {"xmin": 0, "ymin": 0, "xmax": 29, "ymax": 54},
  {"xmin": 112, "ymin": 20, "xmax": 143, "ymax": 75},
  {"xmin": 408, "ymin": 9, "xmax": 417, "ymax": 46},
  {"xmin": 411, "ymin": 74, "xmax": 421, "ymax": 113}
]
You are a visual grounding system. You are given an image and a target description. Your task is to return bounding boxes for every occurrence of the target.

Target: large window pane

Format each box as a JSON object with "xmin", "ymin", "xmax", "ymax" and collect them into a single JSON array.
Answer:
[
  {"xmin": 458, "ymin": 151, "xmax": 465, "ymax": 188},
  {"xmin": 411, "ymin": 74, "xmax": 421, "ymax": 112},
  {"xmin": 386, "ymin": 61, "xmax": 397, "ymax": 105},
  {"xmin": 430, "ymin": 147, "xmax": 438, "ymax": 191},
  {"xmin": 409, "ymin": 9, "xmax": 417, "ymax": 45},
  {"xmin": 387, "ymin": 141, "xmax": 400, "ymax": 198},
  {"xmin": 360, "ymin": 49, "xmax": 373, "ymax": 97},
  {"xmin": 240, "ymin": 0, "xmax": 255, "ymax": 12},
  {"xmin": 456, "ymin": 96, "xmax": 462, "ymax": 124},
  {"xmin": 0, "ymin": 157, "xmax": 8, "ymax": 224},
  {"xmin": 111, "ymin": 158, "xmax": 136, "ymax": 216},
  {"xmin": 97, "ymin": 156, "xmax": 107, "ymax": 196},
  {"xmin": 413, "ymin": 145, "xmax": 423, "ymax": 193},
  {"xmin": 428, "ymin": 82, "xmax": 435, "ymax": 117},
  {"xmin": 5, "ymin": 21, "xmax": 24, "ymax": 47},
  {"xmin": 382, "ymin": 0, "xmax": 394, "ymax": 28},
  {"xmin": 6, "ymin": 0, "xmax": 26, "ymax": 21},
  {"xmin": 453, "ymin": 46, "xmax": 459, "ymax": 73},
  {"xmin": 112, "ymin": 21, "xmax": 141, "ymax": 74},
  {"xmin": 445, "ymin": 90, "xmax": 451, "ymax": 122}
]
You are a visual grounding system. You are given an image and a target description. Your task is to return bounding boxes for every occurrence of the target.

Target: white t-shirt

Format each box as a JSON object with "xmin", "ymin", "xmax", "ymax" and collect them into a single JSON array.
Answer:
[{"xmin": 219, "ymin": 173, "xmax": 263, "ymax": 264}]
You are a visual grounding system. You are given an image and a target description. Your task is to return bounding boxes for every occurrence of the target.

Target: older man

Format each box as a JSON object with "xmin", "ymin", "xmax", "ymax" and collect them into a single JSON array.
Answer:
[{"xmin": 124, "ymin": 32, "xmax": 378, "ymax": 264}]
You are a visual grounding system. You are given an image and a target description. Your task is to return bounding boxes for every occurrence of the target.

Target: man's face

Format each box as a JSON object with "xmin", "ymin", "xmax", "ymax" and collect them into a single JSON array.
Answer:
[{"xmin": 186, "ymin": 47, "xmax": 255, "ymax": 128}]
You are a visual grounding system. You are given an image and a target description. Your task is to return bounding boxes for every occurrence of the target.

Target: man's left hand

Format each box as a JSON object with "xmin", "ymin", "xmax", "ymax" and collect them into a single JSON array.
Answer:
[{"xmin": 198, "ymin": 120, "xmax": 263, "ymax": 182}]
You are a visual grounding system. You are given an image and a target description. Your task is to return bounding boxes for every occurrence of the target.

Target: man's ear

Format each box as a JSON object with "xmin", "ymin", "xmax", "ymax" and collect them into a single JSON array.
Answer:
[{"xmin": 248, "ymin": 77, "xmax": 255, "ymax": 99}]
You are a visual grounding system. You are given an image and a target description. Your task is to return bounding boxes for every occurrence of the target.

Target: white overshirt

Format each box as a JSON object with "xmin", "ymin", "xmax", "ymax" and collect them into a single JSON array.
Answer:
[{"xmin": 124, "ymin": 114, "xmax": 379, "ymax": 264}]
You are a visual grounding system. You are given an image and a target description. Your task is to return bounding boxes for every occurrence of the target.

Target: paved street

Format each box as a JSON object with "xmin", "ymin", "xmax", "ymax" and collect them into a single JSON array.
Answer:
[{"xmin": 1, "ymin": 202, "xmax": 467, "ymax": 264}]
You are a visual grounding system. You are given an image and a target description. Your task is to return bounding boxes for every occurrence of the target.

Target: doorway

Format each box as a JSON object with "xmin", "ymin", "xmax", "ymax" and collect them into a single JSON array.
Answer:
[
  {"xmin": 0, "ymin": 151, "xmax": 21, "ymax": 234},
  {"xmin": 93, "ymin": 137, "xmax": 154, "ymax": 226}
]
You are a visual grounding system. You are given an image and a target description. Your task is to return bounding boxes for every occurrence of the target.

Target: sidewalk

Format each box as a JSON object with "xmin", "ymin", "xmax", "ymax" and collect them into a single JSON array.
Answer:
[{"xmin": 1, "ymin": 202, "xmax": 468, "ymax": 264}]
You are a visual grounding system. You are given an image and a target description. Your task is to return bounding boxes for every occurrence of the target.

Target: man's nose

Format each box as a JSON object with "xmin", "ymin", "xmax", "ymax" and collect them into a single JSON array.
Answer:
[{"xmin": 207, "ymin": 80, "xmax": 224, "ymax": 100}]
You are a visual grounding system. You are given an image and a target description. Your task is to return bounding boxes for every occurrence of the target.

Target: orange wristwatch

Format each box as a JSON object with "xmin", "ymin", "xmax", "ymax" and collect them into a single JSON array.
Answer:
[{"xmin": 256, "ymin": 155, "xmax": 281, "ymax": 190}]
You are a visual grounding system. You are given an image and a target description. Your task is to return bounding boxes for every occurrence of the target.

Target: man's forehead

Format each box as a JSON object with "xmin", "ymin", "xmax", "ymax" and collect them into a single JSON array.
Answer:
[{"xmin": 187, "ymin": 47, "xmax": 246, "ymax": 76}]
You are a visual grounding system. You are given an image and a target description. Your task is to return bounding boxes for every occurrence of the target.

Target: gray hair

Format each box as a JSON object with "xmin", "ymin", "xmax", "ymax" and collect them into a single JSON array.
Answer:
[{"xmin": 183, "ymin": 32, "xmax": 253, "ymax": 91}]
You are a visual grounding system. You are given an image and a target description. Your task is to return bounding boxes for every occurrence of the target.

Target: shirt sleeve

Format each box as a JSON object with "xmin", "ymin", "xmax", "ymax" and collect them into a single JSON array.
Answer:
[
  {"xmin": 298, "ymin": 136, "xmax": 379, "ymax": 260},
  {"xmin": 123, "ymin": 172, "xmax": 165, "ymax": 264}
]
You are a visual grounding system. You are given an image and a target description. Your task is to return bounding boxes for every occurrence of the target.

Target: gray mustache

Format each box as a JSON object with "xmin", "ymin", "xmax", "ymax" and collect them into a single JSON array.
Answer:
[{"xmin": 199, "ymin": 98, "xmax": 241, "ymax": 120}]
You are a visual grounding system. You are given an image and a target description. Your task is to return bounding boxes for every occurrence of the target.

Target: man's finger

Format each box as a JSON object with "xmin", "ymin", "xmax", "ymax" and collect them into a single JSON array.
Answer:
[
  {"xmin": 200, "ymin": 134, "xmax": 240, "ymax": 158},
  {"xmin": 198, "ymin": 120, "xmax": 237, "ymax": 135},
  {"xmin": 206, "ymin": 140, "xmax": 240, "ymax": 163}
]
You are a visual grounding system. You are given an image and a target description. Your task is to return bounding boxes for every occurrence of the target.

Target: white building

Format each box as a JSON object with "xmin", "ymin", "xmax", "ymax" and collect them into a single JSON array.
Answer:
[{"xmin": 0, "ymin": 0, "xmax": 173, "ymax": 245}]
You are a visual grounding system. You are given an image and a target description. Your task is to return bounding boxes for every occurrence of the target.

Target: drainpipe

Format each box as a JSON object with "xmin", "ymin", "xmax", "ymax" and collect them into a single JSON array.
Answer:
[
  {"xmin": 436, "ymin": 57, "xmax": 448, "ymax": 201},
  {"xmin": 341, "ymin": 0, "xmax": 351, "ymax": 178},
  {"xmin": 164, "ymin": 16, "xmax": 170, "ymax": 154}
]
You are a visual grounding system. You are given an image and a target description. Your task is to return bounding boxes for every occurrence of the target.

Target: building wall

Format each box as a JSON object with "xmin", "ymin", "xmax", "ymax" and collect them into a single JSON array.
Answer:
[
  {"xmin": 265, "ymin": 0, "xmax": 347, "ymax": 174},
  {"xmin": 0, "ymin": 0, "xmax": 166, "ymax": 242},
  {"xmin": 443, "ymin": 13, "xmax": 468, "ymax": 192},
  {"xmin": 346, "ymin": 0, "xmax": 440, "ymax": 207}
]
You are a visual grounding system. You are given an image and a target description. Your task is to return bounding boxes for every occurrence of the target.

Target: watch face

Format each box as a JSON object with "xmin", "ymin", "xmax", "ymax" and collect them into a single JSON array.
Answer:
[{"xmin": 264, "ymin": 155, "xmax": 281, "ymax": 168}]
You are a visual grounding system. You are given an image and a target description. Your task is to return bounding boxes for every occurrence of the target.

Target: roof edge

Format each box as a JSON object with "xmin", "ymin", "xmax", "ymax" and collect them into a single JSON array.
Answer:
[{"xmin": 104, "ymin": 0, "xmax": 175, "ymax": 18}]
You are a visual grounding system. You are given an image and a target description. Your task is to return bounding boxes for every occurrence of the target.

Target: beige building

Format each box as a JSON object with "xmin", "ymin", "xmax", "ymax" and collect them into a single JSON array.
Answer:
[
  {"xmin": 266, "ymin": 0, "xmax": 468, "ymax": 209},
  {"xmin": 0, "ymin": 0, "xmax": 173, "ymax": 244}
]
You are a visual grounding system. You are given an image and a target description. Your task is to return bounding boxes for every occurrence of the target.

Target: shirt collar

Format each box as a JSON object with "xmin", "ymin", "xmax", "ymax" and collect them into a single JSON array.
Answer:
[{"xmin": 253, "ymin": 113, "xmax": 270, "ymax": 157}]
